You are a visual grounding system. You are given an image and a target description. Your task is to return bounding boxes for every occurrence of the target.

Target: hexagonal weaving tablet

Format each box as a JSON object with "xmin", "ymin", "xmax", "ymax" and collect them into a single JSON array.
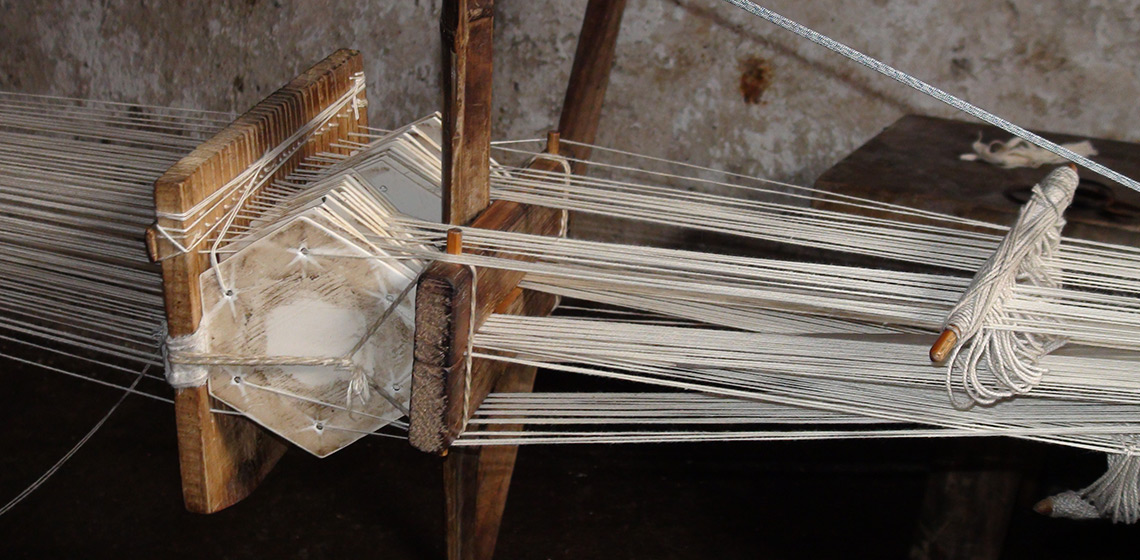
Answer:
[{"xmin": 199, "ymin": 211, "xmax": 415, "ymax": 457}]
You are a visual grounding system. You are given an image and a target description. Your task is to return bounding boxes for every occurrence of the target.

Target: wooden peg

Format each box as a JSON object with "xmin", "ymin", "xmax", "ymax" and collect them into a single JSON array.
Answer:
[
  {"xmin": 929, "ymin": 328, "xmax": 959, "ymax": 363},
  {"xmin": 546, "ymin": 131, "xmax": 560, "ymax": 155},
  {"xmin": 1033, "ymin": 497, "xmax": 1054, "ymax": 516},
  {"xmin": 447, "ymin": 228, "xmax": 463, "ymax": 255},
  {"xmin": 144, "ymin": 225, "xmax": 161, "ymax": 263}
]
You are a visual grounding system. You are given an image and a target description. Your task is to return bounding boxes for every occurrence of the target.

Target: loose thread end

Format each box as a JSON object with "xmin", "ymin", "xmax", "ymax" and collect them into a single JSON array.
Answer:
[{"xmin": 930, "ymin": 328, "xmax": 959, "ymax": 363}]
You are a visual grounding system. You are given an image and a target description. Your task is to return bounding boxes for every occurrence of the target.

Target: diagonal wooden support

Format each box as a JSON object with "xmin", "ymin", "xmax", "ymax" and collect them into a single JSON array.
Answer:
[
  {"xmin": 413, "ymin": 1, "xmax": 627, "ymax": 559},
  {"xmin": 150, "ymin": 49, "xmax": 367, "ymax": 513},
  {"xmin": 559, "ymin": 0, "xmax": 627, "ymax": 172}
]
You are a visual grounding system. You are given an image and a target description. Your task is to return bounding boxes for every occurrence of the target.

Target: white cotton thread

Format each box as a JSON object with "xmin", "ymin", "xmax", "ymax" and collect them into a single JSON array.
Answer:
[
  {"xmin": 163, "ymin": 326, "xmax": 210, "ymax": 389},
  {"xmin": 523, "ymin": 151, "xmax": 572, "ymax": 238},
  {"xmin": 943, "ymin": 166, "xmax": 1078, "ymax": 406},
  {"xmin": 461, "ymin": 264, "xmax": 478, "ymax": 432},
  {"xmin": 0, "ymin": 366, "xmax": 149, "ymax": 517},
  {"xmin": 1045, "ymin": 491, "xmax": 1102, "ymax": 520},
  {"xmin": 1044, "ymin": 438, "xmax": 1140, "ymax": 523},
  {"xmin": 717, "ymin": 0, "xmax": 1140, "ymax": 195}
]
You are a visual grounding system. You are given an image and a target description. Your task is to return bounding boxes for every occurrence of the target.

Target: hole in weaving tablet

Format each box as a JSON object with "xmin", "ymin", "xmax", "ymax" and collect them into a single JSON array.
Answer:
[
  {"xmin": 224, "ymin": 289, "xmax": 234, "ymax": 297},
  {"xmin": 233, "ymin": 376, "xmax": 242, "ymax": 384},
  {"xmin": 314, "ymin": 422, "xmax": 325, "ymax": 432},
  {"xmin": 299, "ymin": 246, "xmax": 309, "ymax": 256}
]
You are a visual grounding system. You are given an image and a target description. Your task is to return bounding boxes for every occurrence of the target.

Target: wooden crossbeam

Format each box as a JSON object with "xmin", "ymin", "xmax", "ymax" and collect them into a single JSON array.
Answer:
[{"xmin": 150, "ymin": 49, "xmax": 367, "ymax": 513}]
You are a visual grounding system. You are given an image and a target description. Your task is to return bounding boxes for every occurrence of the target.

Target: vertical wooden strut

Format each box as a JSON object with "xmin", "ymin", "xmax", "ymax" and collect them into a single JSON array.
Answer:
[
  {"xmin": 151, "ymin": 50, "xmax": 367, "ymax": 513},
  {"xmin": 420, "ymin": 1, "xmax": 627, "ymax": 559},
  {"xmin": 441, "ymin": 0, "xmax": 496, "ymax": 226}
]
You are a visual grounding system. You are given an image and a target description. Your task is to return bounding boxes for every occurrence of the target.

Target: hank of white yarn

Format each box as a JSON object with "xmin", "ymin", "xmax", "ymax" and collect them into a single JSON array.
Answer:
[
  {"xmin": 961, "ymin": 136, "xmax": 1097, "ymax": 169},
  {"xmin": 941, "ymin": 165, "xmax": 1078, "ymax": 405},
  {"xmin": 1039, "ymin": 439, "xmax": 1140, "ymax": 524}
]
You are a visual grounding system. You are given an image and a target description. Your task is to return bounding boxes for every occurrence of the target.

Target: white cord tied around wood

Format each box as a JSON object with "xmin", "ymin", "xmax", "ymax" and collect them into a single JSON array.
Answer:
[
  {"xmin": 1038, "ymin": 437, "xmax": 1140, "ymax": 523},
  {"xmin": 523, "ymin": 146, "xmax": 572, "ymax": 238},
  {"xmin": 160, "ymin": 267, "xmax": 417, "ymax": 417},
  {"xmin": 162, "ymin": 325, "xmax": 209, "ymax": 389},
  {"xmin": 932, "ymin": 165, "xmax": 1078, "ymax": 406}
]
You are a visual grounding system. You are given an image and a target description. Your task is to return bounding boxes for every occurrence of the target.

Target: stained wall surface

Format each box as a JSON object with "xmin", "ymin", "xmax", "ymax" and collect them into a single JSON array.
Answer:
[{"xmin": 1, "ymin": 0, "xmax": 1138, "ymax": 186}]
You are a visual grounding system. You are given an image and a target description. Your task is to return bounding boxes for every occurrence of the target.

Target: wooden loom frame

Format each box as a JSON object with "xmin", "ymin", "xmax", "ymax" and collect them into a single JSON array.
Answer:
[
  {"xmin": 148, "ymin": 2, "xmax": 626, "ymax": 558},
  {"xmin": 142, "ymin": 3, "xmax": 1038, "ymax": 559}
]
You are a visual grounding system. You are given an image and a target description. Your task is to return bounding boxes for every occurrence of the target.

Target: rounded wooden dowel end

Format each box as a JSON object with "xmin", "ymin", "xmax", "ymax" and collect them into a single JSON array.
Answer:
[
  {"xmin": 446, "ymin": 228, "xmax": 463, "ymax": 255},
  {"xmin": 1066, "ymin": 162, "xmax": 1079, "ymax": 172},
  {"xmin": 929, "ymin": 329, "xmax": 959, "ymax": 363},
  {"xmin": 546, "ymin": 131, "xmax": 561, "ymax": 155},
  {"xmin": 1033, "ymin": 497, "xmax": 1054, "ymax": 516}
]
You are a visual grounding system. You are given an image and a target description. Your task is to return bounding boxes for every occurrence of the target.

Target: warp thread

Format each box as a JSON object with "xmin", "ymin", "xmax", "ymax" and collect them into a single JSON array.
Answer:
[{"xmin": 943, "ymin": 165, "xmax": 1078, "ymax": 406}]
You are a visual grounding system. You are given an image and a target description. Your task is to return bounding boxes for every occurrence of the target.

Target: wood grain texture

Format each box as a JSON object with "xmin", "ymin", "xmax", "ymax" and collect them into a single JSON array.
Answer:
[
  {"xmin": 412, "ymin": 0, "xmax": 627, "ymax": 455},
  {"xmin": 441, "ymin": 0, "xmax": 496, "ymax": 226},
  {"xmin": 152, "ymin": 49, "xmax": 367, "ymax": 513},
  {"xmin": 443, "ymin": 361, "xmax": 536, "ymax": 560},
  {"xmin": 558, "ymin": 0, "xmax": 626, "ymax": 172}
]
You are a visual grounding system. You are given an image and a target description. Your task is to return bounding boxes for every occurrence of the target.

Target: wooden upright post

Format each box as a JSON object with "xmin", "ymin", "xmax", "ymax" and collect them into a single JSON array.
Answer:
[
  {"xmin": 428, "ymin": 1, "xmax": 627, "ymax": 559},
  {"xmin": 441, "ymin": 0, "xmax": 496, "ymax": 226}
]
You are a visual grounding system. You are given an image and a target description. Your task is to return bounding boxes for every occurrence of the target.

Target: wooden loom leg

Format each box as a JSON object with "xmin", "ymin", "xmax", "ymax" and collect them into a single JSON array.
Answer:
[
  {"xmin": 165, "ymin": 250, "xmax": 287, "ymax": 514},
  {"xmin": 444, "ymin": 363, "xmax": 537, "ymax": 560},
  {"xmin": 559, "ymin": 0, "xmax": 627, "ymax": 161},
  {"xmin": 175, "ymin": 386, "xmax": 287, "ymax": 513},
  {"xmin": 908, "ymin": 439, "xmax": 1034, "ymax": 560}
]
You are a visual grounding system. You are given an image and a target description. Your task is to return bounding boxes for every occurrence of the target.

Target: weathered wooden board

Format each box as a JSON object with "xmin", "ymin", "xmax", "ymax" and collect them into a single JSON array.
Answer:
[
  {"xmin": 815, "ymin": 115, "xmax": 1140, "ymax": 245},
  {"xmin": 152, "ymin": 49, "xmax": 367, "ymax": 513},
  {"xmin": 558, "ymin": 0, "xmax": 627, "ymax": 172}
]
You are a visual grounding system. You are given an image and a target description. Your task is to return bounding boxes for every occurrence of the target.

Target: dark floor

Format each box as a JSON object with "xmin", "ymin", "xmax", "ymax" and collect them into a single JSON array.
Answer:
[{"xmin": 2, "ymin": 360, "xmax": 1139, "ymax": 559}]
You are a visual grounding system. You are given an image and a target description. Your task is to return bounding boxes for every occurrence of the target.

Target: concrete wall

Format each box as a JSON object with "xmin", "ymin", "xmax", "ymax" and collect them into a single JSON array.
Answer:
[{"xmin": 2, "ymin": 0, "xmax": 1138, "ymax": 186}]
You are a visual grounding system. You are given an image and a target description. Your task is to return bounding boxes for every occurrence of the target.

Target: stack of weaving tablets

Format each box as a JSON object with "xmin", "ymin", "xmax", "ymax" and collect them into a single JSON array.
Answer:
[{"xmin": 178, "ymin": 115, "xmax": 445, "ymax": 457}]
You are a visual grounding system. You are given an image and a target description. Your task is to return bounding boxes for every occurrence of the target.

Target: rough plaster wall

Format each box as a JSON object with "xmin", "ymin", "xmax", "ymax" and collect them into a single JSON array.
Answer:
[{"xmin": 2, "ymin": 0, "xmax": 1139, "ymax": 188}]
